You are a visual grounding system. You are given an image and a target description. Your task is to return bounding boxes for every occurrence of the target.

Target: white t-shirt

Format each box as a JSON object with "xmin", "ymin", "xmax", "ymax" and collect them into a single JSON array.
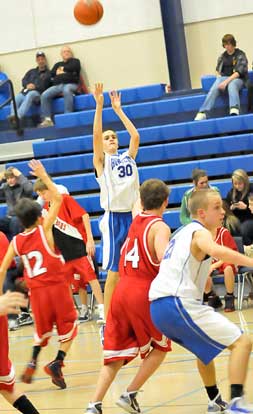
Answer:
[
  {"xmin": 149, "ymin": 221, "xmax": 212, "ymax": 301},
  {"xmin": 96, "ymin": 151, "xmax": 139, "ymax": 212}
]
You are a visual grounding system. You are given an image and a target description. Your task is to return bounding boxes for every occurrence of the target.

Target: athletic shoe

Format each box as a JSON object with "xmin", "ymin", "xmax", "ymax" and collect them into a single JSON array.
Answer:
[
  {"xmin": 85, "ymin": 402, "xmax": 102, "ymax": 414},
  {"xmin": 17, "ymin": 312, "xmax": 33, "ymax": 326},
  {"xmin": 8, "ymin": 318, "xmax": 19, "ymax": 331},
  {"xmin": 224, "ymin": 295, "xmax": 235, "ymax": 312},
  {"xmin": 194, "ymin": 112, "xmax": 207, "ymax": 121},
  {"xmin": 227, "ymin": 397, "xmax": 253, "ymax": 413},
  {"xmin": 208, "ymin": 294, "xmax": 223, "ymax": 309},
  {"xmin": 207, "ymin": 393, "xmax": 228, "ymax": 413},
  {"xmin": 96, "ymin": 315, "xmax": 105, "ymax": 325},
  {"xmin": 229, "ymin": 107, "xmax": 239, "ymax": 116},
  {"xmin": 38, "ymin": 117, "xmax": 54, "ymax": 127},
  {"xmin": 44, "ymin": 360, "xmax": 66, "ymax": 389},
  {"xmin": 116, "ymin": 391, "xmax": 141, "ymax": 413},
  {"xmin": 79, "ymin": 309, "xmax": 90, "ymax": 323},
  {"xmin": 99, "ymin": 324, "xmax": 105, "ymax": 347},
  {"xmin": 21, "ymin": 360, "xmax": 37, "ymax": 384}
]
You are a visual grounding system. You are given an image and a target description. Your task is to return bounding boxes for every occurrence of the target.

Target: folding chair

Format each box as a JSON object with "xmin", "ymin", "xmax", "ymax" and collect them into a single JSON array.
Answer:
[{"xmin": 234, "ymin": 237, "xmax": 253, "ymax": 310}]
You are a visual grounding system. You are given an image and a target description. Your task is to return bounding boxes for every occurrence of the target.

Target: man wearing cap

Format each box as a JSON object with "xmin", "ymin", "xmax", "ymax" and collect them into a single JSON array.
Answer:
[{"xmin": 8, "ymin": 51, "xmax": 51, "ymax": 125}]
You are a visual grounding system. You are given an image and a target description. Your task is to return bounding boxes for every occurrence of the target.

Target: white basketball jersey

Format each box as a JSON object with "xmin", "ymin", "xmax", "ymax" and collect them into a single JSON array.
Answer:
[
  {"xmin": 96, "ymin": 151, "xmax": 139, "ymax": 212},
  {"xmin": 149, "ymin": 221, "xmax": 212, "ymax": 301}
]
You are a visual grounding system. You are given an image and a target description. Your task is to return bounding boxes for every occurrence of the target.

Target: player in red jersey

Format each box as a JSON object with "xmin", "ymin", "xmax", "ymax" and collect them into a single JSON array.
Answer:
[
  {"xmin": 0, "ymin": 160, "xmax": 77, "ymax": 390},
  {"xmin": 204, "ymin": 225, "xmax": 238, "ymax": 312},
  {"xmin": 85, "ymin": 179, "xmax": 171, "ymax": 414},
  {"xmin": 34, "ymin": 180, "xmax": 104, "ymax": 322}
]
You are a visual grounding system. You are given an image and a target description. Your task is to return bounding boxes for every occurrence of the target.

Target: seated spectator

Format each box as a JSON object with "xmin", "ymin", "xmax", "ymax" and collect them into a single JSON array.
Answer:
[
  {"xmin": 226, "ymin": 169, "xmax": 253, "ymax": 224},
  {"xmin": 39, "ymin": 45, "xmax": 81, "ymax": 127},
  {"xmin": 8, "ymin": 51, "xmax": 51, "ymax": 126},
  {"xmin": 180, "ymin": 168, "xmax": 219, "ymax": 225},
  {"xmin": 222, "ymin": 199, "xmax": 241, "ymax": 237},
  {"xmin": 194, "ymin": 34, "xmax": 248, "ymax": 120},
  {"xmin": 0, "ymin": 167, "xmax": 33, "ymax": 240},
  {"xmin": 0, "ymin": 70, "xmax": 10, "ymax": 105}
]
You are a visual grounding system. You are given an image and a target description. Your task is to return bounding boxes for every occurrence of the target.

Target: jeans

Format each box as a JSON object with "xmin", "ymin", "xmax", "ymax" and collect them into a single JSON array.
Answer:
[
  {"xmin": 0, "ymin": 216, "xmax": 23, "ymax": 241},
  {"xmin": 10, "ymin": 90, "xmax": 40, "ymax": 118},
  {"xmin": 40, "ymin": 83, "xmax": 78, "ymax": 118},
  {"xmin": 199, "ymin": 76, "xmax": 244, "ymax": 113}
]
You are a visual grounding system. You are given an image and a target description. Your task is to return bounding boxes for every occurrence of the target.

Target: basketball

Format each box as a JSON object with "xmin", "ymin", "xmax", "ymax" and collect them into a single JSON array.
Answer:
[{"xmin": 74, "ymin": 0, "xmax": 104, "ymax": 26}]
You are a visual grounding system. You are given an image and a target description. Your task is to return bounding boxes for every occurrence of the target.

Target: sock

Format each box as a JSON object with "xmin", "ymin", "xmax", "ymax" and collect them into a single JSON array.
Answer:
[
  {"xmin": 56, "ymin": 350, "xmax": 66, "ymax": 361},
  {"xmin": 13, "ymin": 395, "xmax": 39, "ymax": 414},
  {"xmin": 231, "ymin": 384, "xmax": 244, "ymax": 400},
  {"xmin": 97, "ymin": 304, "xmax": 104, "ymax": 318},
  {"xmin": 81, "ymin": 304, "xmax": 88, "ymax": 312},
  {"xmin": 32, "ymin": 345, "xmax": 41, "ymax": 362},
  {"xmin": 205, "ymin": 385, "xmax": 219, "ymax": 401}
]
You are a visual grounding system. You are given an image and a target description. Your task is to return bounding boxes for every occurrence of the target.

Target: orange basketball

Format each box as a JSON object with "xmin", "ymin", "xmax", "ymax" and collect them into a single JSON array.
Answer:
[{"xmin": 74, "ymin": 0, "xmax": 104, "ymax": 26}]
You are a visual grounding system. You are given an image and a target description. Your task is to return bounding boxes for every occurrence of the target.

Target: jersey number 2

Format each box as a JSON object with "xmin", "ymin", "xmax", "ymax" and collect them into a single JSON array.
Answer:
[{"xmin": 22, "ymin": 251, "xmax": 47, "ymax": 278}]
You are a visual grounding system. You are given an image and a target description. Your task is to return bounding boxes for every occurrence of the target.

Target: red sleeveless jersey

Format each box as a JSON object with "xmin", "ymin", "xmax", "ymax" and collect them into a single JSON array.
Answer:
[
  {"xmin": 119, "ymin": 212, "xmax": 162, "ymax": 282},
  {"xmin": 13, "ymin": 225, "xmax": 65, "ymax": 289}
]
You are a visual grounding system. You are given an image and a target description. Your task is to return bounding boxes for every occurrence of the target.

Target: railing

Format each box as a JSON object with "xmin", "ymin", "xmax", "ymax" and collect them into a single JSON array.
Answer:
[{"xmin": 0, "ymin": 78, "xmax": 23, "ymax": 136}]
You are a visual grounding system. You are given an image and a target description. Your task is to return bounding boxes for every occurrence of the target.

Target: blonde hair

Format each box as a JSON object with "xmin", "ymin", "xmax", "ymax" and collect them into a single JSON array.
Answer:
[
  {"xmin": 231, "ymin": 169, "xmax": 250, "ymax": 201},
  {"xmin": 189, "ymin": 189, "xmax": 220, "ymax": 217}
]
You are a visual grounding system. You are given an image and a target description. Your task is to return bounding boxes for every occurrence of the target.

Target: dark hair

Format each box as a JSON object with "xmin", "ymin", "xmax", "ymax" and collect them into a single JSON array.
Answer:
[
  {"xmin": 140, "ymin": 179, "xmax": 170, "ymax": 210},
  {"xmin": 191, "ymin": 168, "xmax": 207, "ymax": 184},
  {"xmin": 14, "ymin": 198, "xmax": 41, "ymax": 228},
  {"xmin": 222, "ymin": 34, "xmax": 236, "ymax": 47}
]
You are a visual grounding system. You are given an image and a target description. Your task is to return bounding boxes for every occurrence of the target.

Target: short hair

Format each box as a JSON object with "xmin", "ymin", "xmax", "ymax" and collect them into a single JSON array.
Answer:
[
  {"xmin": 191, "ymin": 168, "xmax": 207, "ymax": 184},
  {"xmin": 34, "ymin": 178, "xmax": 48, "ymax": 192},
  {"xmin": 222, "ymin": 34, "xmax": 236, "ymax": 47},
  {"xmin": 140, "ymin": 179, "xmax": 170, "ymax": 210},
  {"xmin": 14, "ymin": 198, "xmax": 42, "ymax": 228},
  {"xmin": 188, "ymin": 189, "xmax": 220, "ymax": 217},
  {"xmin": 4, "ymin": 167, "xmax": 15, "ymax": 179}
]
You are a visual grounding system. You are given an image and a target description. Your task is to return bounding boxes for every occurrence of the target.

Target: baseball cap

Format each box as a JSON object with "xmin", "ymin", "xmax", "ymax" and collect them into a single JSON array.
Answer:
[{"xmin": 36, "ymin": 51, "xmax": 45, "ymax": 58}]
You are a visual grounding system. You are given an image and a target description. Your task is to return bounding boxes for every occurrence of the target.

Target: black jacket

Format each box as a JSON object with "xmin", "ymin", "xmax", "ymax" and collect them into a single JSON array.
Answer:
[
  {"xmin": 51, "ymin": 58, "xmax": 81, "ymax": 85},
  {"xmin": 22, "ymin": 67, "xmax": 51, "ymax": 93}
]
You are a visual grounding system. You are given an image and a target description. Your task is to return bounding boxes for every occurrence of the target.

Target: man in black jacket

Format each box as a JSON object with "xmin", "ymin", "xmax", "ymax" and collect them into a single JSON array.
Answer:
[
  {"xmin": 39, "ymin": 45, "xmax": 81, "ymax": 127},
  {"xmin": 0, "ymin": 167, "xmax": 33, "ymax": 240},
  {"xmin": 9, "ymin": 51, "xmax": 51, "ymax": 125}
]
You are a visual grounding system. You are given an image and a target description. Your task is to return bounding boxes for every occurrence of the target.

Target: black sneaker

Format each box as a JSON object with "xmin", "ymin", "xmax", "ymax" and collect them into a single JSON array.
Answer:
[
  {"xmin": 208, "ymin": 295, "xmax": 223, "ymax": 309},
  {"xmin": 44, "ymin": 360, "xmax": 66, "ymax": 389},
  {"xmin": 17, "ymin": 312, "xmax": 33, "ymax": 326},
  {"xmin": 224, "ymin": 295, "xmax": 235, "ymax": 312},
  {"xmin": 85, "ymin": 402, "xmax": 102, "ymax": 414},
  {"xmin": 116, "ymin": 391, "xmax": 141, "ymax": 414}
]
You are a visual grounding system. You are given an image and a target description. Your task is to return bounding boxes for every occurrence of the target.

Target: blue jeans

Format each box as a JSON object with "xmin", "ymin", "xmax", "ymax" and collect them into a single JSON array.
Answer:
[
  {"xmin": 199, "ymin": 76, "xmax": 244, "ymax": 113},
  {"xmin": 10, "ymin": 90, "xmax": 40, "ymax": 118},
  {"xmin": 40, "ymin": 83, "xmax": 78, "ymax": 118}
]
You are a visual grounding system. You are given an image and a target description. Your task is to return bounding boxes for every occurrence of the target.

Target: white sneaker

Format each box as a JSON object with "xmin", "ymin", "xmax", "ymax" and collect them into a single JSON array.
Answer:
[
  {"xmin": 207, "ymin": 393, "xmax": 228, "ymax": 413},
  {"xmin": 229, "ymin": 107, "xmax": 239, "ymax": 116},
  {"xmin": 78, "ymin": 309, "xmax": 90, "ymax": 323},
  {"xmin": 85, "ymin": 402, "xmax": 102, "ymax": 414},
  {"xmin": 38, "ymin": 117, "xmax": 54, "ymax": 127},
  {"xmin": 194, "ymin": 112, "xmax": 207, "ymax": 121},
  {"xmin": 227, "ymin": 397, "xmax": 253, "ymax": 413},
  {"xmin": 116, "ymin": 391, "xmax": 141, "ymax": 414}
]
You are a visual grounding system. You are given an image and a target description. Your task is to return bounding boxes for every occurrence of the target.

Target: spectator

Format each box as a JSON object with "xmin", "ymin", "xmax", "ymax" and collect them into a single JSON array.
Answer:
[
  {"xmin": 222, "ymin": 199, "xmax": 241, "ymax": 237},
  {"xmin": 180, "ymin": 168, "xmax": 219, "ymax": 225},
  {"xmin": 8, "ymin": 52, "xmax": 51, "ymax": 126},
  {"xmin": 225, "ymin": 169, "xmax": 253, "ymax": 225},
  {"xmin": 0, "ymin": 167, "xmax": 33, "ymax": 240},
  {"xmin": 39, "ymin": 45, "xmax": 81, "ymax": 127},
  {"xmin": 194, "ymin": 34, "xmax": 248, "ymax": 120}
]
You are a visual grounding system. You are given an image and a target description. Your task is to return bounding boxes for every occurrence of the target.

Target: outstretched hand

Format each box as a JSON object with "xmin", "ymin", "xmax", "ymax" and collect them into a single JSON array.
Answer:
[
  {"xmin": 109, "ymin": 90, "xmax": 121, "ymax": 112},
  {"xmin": 28, "ymin": 159, "xmax": 46, "ymax": 178},
  {"xmin": 93, "ymin": 83, "xmax": 104, "ymax": 106}
]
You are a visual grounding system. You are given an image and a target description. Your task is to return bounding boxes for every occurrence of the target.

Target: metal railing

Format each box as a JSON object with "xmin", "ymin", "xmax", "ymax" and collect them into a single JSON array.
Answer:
[{"xmin": 0, "ymin": 78, "xmax": 23, "ymax": 136}]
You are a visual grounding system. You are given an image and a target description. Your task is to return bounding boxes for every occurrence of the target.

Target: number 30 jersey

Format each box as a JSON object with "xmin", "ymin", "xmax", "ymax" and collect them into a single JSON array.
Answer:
[
  {"xmin": 13, "ymin": 225, "xmax": 65, "ymax": 289},
  {"xmin": 119, "ymin": 213, "xmax": 162, "ymax": 282},
  {"xmin": 96, "ymin": 151, "xmax": 139, "ymax": 212}
]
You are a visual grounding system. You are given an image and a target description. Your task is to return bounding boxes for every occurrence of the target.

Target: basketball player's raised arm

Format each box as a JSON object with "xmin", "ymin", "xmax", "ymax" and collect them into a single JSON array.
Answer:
[
  {"xmin": 92, "ymin": 83, "xmax": 104, "ymax": 176},
  {"xmin": 109, "ymin": 90, "xmax": 140, "ymax": 160},
  {"xmin": 28, "ymin": 159, "xmax": 62, "ymax": 231},
  {"xmin": 194, "ymin": 229, "xmax": 253, "ymax": 267}
]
